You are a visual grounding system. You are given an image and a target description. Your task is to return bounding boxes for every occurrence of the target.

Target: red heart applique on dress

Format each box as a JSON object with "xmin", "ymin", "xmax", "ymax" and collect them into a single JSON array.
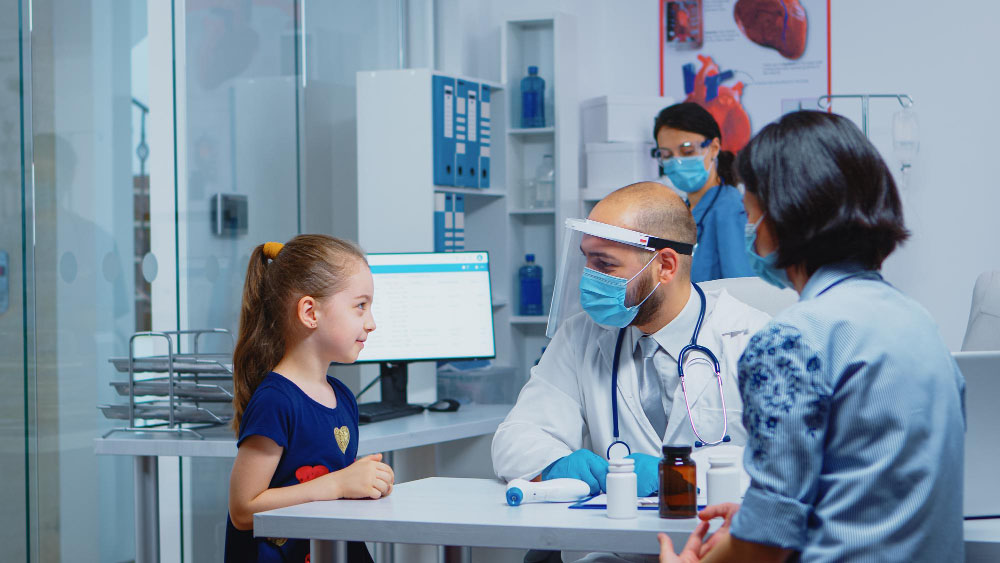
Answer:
[{"xmin": 295, "ymin": 465, "xmax": 330, "ymax": 483}]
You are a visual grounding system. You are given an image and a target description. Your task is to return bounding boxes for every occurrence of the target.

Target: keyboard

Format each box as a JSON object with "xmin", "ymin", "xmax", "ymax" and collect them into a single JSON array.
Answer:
[{"xmin": 357, "ymin": 401, "xmax": 424, "ymax": 424}]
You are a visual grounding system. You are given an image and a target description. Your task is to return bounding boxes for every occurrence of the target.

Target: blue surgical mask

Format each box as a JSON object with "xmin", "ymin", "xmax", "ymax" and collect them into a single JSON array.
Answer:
[
  {"xmin": 661, "ymin": 154, "xmax": 711, "ymax": 193},
  {"xmin": 744, "ymin": 214, "xmax": 791, "ymax": 289},
  {"xmin": 579, "ymin": 254, "xmax": 661, "ymax": 327}
]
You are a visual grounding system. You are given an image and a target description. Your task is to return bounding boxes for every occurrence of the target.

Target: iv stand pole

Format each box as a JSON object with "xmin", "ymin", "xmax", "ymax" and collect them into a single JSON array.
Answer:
[{"xmin": 817, "ymin": 94, "xmax": 914, "ymax": 137}]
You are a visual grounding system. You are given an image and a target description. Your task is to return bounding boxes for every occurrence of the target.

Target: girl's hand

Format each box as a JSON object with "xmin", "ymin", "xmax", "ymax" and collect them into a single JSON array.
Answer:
[{"xmin": 320, "ymin": 453, "xmax": 395, "ymax": 500}]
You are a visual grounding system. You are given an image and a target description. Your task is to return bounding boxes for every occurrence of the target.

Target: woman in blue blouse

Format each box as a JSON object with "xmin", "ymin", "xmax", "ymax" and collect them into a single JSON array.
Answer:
[
  {"xmin": 659, "ymin": 111, "xmax": 966, "ymax": 562},
  {"xmin": 653, "ymin": 103, "xmax": 753, "ymax": 282}
]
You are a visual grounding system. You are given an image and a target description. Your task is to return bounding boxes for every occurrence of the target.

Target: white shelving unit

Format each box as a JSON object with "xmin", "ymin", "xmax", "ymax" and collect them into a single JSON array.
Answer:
[
  {"xmin": 356, "ymin": 68, "xmax": 512, "ymax": 403},
  {"xmin": 353, "ymin": 14, "xmax": 580, "ymax": 395},
  {"xmin": 501, "ymin": 13, "xmax": 579, "ymax": 383}
]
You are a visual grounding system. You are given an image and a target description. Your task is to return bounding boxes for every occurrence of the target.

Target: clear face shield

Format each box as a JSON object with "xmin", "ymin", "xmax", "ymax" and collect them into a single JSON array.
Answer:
[{"xmin": 546, "ymin": 218, "xmax": 695, "ymax": 338}]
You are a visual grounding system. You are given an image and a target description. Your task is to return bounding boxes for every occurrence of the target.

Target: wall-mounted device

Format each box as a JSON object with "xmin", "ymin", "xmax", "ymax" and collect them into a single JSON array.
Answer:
[{"xmin": 210, "ymin": 193, "xmax": 248, "ymax": 237}]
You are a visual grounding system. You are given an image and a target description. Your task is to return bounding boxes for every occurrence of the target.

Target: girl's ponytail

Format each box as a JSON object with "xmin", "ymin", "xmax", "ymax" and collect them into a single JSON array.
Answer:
[{"xmin": 231, "ymin": 244, "xmax": 285, "ymax": 434}]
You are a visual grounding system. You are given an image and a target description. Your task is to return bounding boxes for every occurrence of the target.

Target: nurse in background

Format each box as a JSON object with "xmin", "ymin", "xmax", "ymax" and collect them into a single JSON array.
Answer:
[
  {"xmin": 659, "ymin": 111, "xmax": 966, "ymax": 562},
  {"xmin": 652, "ymin": 103, "xmax": 753, "ymax": 283}
]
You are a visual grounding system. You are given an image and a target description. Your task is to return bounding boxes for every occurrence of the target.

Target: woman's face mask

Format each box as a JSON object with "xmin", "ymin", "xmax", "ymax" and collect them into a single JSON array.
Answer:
[{"xmin": 743, "ymin": 214, "xmax": 791, "ymax": 289}]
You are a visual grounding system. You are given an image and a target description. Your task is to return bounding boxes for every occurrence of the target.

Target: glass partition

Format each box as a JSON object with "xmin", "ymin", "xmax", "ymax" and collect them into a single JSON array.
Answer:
[
  {"xmin": 1, "ymin": 0, "xmax": 28, "ymax": 559},
  {"xmin": 12, "ymin": 0, "xmax": 417, "ymax": 560},
  {"xmin": 22, "ymin": 1, "xmax": 152, "ymax": 560}
]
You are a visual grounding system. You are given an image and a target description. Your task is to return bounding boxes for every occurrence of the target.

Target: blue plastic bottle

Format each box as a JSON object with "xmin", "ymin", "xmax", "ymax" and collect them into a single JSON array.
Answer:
[
  {"xmin": 520, "ymin": 66, "xmax": 545, "ymax": 128},
  {"xmin": 519, "ymin": 254, "xmax": 543, "ymax": 315}
]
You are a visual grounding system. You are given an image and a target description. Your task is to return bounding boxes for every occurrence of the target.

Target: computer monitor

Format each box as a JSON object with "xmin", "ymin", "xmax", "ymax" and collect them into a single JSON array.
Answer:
[{"xmin": 355, "ymin": 251, "xmax": 495, "ymax": 422}]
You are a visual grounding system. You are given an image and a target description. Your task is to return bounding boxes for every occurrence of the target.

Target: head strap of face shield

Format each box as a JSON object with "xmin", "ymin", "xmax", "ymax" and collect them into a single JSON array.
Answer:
[
  {"xmin": 566, "ymin": 218, "xmax": 694, "ymax": 256},
  {"xmin": 643, "ymin": 236, "xmax": 694, "ymax": 256}
]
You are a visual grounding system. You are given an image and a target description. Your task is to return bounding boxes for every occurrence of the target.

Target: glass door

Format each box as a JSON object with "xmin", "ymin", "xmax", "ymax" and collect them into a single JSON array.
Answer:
[{"xmin": 1, "ymin": 0, "xmax": 29, "ymax": 560}]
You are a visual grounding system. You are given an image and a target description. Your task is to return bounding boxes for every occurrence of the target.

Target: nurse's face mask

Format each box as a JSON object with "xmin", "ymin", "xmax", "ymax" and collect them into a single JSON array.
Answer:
[
  {"xmin": 546, "ymin": 218, "xmax": 695, "ymax": 338},
  {"xmin": 653, "ymin": 137, "xmax": 716, "ymax": 193}
]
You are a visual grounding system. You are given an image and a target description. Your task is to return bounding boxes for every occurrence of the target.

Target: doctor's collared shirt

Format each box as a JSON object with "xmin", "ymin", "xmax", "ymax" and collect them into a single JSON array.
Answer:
[{"xmin": 729, "ymin": 262, "xmax": 966, "ymax": 562}]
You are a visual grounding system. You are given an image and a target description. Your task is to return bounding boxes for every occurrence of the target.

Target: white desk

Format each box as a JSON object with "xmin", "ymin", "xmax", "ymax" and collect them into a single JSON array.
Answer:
[
  {"xmin": 94, "ymin": 404, "xmax": 512, "ymax": 563},
  {"xmin": 255, "ymin": 477, "xmax": 1000, "ymax": 563},
  {"xmin": 255, "ymin": 477, "xmax": 709, "ymax": 560}
]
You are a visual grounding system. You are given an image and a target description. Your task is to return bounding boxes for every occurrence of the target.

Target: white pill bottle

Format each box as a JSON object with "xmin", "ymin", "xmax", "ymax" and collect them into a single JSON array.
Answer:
[
  {"xmin": 706, "ymin": 455, "xmax": 741, "ymax": 506},
  {"xmin": 606, "ymin": 457, "xmax": 637, "ymax": 519}
]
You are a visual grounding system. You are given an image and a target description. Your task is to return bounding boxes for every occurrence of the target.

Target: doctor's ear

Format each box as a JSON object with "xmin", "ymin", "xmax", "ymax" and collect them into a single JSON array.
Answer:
[{"xmin": 655, "ymin": 249, "xmax": 681, "ymax": 284}]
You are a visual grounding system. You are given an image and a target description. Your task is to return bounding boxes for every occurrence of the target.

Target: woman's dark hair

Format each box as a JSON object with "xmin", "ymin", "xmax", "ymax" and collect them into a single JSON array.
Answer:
[
  {"xmin": 653, "ymin": 102, "xmax": 736, "ymax": 186},
  {"xmin": 736, "ymin": 110, "xmax": 909, "ymax": 275}
]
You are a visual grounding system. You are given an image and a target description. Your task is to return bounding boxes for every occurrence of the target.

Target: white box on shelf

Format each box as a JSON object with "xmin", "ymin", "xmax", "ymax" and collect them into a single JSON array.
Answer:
[
  {"xmin": 581, "ymin": 95, "xmax": 676, "ymax": 144},
  {"xmin": 585, "ymin": 141, "xmax": 659, "ymax": 194}
]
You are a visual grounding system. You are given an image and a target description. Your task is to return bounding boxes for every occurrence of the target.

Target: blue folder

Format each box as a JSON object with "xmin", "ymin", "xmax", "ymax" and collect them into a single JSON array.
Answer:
[
  {"xmin": 479, "ymin": 84, "xmax": 491, "ymax": 188},
  {"xmin": 432, "ymin": 75, "xmax": 456, "ymax": 186}
]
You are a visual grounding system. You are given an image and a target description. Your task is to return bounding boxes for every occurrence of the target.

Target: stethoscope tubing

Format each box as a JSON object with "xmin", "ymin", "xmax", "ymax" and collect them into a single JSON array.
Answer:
[{"xmin": 608, "ymin": 283, "xmax": 729, "ymax": 457}]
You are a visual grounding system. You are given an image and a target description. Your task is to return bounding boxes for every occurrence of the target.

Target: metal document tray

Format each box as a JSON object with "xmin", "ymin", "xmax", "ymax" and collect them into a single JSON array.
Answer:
[
  {"xmin": 109, "ymin": 379, "xmax": 233, "ymax": 402},
  {"xmin": 108, "ymin": 354, "xmax": 233, "ymax": 375},
  {"xmin": 98, "ymin": 403, "xmax": 232, "ymax": 424}
]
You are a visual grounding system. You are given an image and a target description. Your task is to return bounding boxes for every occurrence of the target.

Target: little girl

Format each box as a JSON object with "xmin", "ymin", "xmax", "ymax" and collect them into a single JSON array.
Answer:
[{"xmin": 225, "ymin": 234, "xmax": 393, "ymax": 563}]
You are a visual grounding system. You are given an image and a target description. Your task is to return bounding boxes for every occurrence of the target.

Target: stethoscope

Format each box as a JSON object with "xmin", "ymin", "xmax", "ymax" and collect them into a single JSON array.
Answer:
[{"xmin": 606, "ymin": 283, "xmax": 731, "ymax": 459}]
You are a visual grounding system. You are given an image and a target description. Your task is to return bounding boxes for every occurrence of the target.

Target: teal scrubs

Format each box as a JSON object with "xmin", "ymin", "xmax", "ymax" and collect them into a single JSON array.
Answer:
[{"xmin": 689, "ymin": 184, "xmax": 754, "ymax": 282}]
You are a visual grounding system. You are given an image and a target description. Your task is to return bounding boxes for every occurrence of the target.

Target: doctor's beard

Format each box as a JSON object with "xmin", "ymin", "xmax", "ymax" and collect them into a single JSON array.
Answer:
[{"xmin": 628, "ymin": 266, "xmax": 663, "ymax": 328}]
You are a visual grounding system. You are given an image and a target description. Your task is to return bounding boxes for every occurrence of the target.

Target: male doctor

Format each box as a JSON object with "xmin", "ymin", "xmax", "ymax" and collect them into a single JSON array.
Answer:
[{"xmin": 492, "ymin": 182, "xmax": 770, "ymax": 501}]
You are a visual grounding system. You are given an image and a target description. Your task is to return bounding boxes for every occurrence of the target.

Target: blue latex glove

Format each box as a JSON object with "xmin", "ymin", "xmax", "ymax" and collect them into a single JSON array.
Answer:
[
  {"xmin": 626, "ymin": 453, "xmax": 661, "ymax": 497},
  {"xmin": 540, "ymin": 449, "xmax": 609, "ymax": 495}
]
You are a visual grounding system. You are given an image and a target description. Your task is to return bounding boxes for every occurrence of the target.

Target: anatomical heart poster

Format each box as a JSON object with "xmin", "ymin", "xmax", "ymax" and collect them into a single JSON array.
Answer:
[{"xmin": 660, "ymin": 0, "xmax": 830, "ymax": 152}]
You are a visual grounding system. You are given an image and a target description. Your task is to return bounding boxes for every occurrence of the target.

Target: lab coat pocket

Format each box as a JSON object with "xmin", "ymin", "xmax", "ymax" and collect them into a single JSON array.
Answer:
[{"xmin": 697, "ymin": 406, "xmax": 746, "ymax": 446}]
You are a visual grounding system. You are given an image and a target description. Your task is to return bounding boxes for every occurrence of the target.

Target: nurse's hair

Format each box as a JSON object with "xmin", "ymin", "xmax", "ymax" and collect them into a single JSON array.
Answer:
[
  {"xmin": 231, "ymin": 234, "xmax": 367, "ymax": 434},
  {"xmin": 735, "ymin": 110, "xmax": 909, "ymax": 275},
  {"xmin": 653, "ymin": 102, "xmax": 736, "ymax": 186}
]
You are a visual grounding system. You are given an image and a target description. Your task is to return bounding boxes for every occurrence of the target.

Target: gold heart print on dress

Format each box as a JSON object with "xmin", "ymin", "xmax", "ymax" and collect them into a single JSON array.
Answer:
[{"xmin": 334, "ymin": 425, "xmax": 350, "ymax": 454}]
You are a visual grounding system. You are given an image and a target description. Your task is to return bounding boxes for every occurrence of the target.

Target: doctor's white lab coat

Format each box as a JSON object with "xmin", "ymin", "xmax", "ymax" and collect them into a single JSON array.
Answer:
[{"xmin": 492, "ymin": 288, "xmax": 771, "ymax": 482}]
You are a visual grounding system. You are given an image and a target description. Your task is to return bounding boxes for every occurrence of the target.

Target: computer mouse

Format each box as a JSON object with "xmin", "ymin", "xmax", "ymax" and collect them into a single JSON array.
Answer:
[{"xmin": 427, "ymin": 398, "xmax": 461, "ymax": 412}]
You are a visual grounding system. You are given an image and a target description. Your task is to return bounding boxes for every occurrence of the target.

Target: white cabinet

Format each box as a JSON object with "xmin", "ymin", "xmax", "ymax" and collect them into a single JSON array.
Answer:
[{"xmin": 353, "ymin": 13, "xmax": 580, "ymax": 395}]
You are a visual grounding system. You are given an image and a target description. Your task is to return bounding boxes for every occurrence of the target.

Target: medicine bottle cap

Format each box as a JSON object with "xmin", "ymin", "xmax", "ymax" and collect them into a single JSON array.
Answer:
[
  {"xmin": 708, "ymin": 455, "xmax": 737, "ymax": 467},
  {"xmin": 526, "ymin": 254, "xmax": 535, "ymax": 262},
  {"xmin": 608, "ymin": 457, "xmax": 635, "ymax": 472},
  {"xmin": 662, "ymin": 444, "xmax": 692, "ymax": 455},
  {"xmin": 528, "ymin": 65, "xmax": 539, "ymax": 75}
]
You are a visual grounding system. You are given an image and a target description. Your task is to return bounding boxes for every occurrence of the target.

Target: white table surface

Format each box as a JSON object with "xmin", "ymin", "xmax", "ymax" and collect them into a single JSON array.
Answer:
[
  {"xmin": 254, "ymin": 477, "xmax": 712, "ymax": 554},
  {"xmin": 255, "ymin": 477, "xmax": 1000, "ymax": 557},
  {"xmin": 93, "ymin": 403, "xmax": 512, "ymax": 458}
]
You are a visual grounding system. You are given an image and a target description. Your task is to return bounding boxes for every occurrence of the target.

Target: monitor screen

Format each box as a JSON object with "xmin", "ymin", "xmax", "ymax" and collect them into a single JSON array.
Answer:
[{"xmin": 355, "ymin": 251, "xmax": 496, "ymax": 363}]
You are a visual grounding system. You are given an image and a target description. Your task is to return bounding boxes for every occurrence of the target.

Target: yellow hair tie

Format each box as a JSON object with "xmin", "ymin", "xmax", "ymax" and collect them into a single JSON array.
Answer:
[{"xmin": 263, "ymin": 242, "xmax": 284, "ymax": 260}]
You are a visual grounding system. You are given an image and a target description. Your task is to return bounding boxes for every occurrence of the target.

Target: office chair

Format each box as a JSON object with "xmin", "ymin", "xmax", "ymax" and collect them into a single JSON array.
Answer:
[{"xmin": 962, "ymin": 271, "xmax": 1000, "ymax": 351}]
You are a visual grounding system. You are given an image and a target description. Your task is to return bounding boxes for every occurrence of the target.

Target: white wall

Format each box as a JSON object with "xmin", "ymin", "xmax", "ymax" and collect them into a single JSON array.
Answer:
[
  {"xmin": 829, "ymin": 0, "xmax": 1000, "ymax": 350},
  {"xmin": 443, "ymin": 0, "xmax": 998, "ymax": 349}
]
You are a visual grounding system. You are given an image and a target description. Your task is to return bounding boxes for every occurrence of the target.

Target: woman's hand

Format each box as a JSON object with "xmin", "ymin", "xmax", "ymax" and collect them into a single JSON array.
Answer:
[
  {"xmin": 658, "ymin": 521, "xmax": 709, "ymax": 563},
  {"xmin": 318, "ymin": 453, "xmax": 395, "ymax": 500},
  {"xmin": 697, "ymin": 503, "xmax": 740, "ymax": 557},
  {"xmin": 658, "ymin": 503, "xmax": 741, "ymax": 562}
]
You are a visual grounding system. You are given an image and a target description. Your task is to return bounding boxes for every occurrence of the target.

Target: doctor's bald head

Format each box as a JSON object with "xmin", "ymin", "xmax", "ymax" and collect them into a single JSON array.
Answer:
[{"xmin": 589, "ymin": 181, "xmax": 697, "ymax": 277}]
